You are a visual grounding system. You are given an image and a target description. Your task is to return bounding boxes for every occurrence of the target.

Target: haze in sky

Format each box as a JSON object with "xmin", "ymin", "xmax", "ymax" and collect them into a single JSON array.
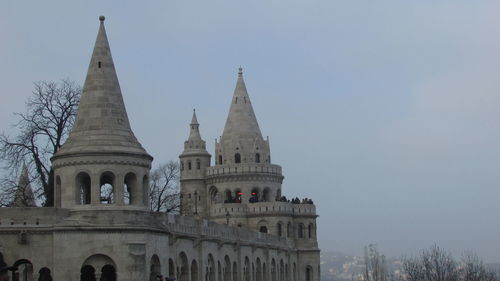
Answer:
[{"xmin": 1, "ymin": 1, "xmax": 500, "ymax": 261}]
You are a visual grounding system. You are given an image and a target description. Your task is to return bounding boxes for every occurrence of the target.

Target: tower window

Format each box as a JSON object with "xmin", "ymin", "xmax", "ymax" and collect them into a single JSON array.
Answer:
[
  {"xmin": 98, "ymin": 61, "xmax": 101, "ymax": 68},
  {"xmin": 188, "ymin": 161, "xmax": 192, "ymax": 170},
  {"xmin": 235, "ymin": 153, "xmax": 241, "ymax": 163},
  {"xmin": 218, "ymin": 155, "xmax": 223, "ymax": 165},
  {"xmin": 181, "ymin": 161, "xmax": 184, "ymax": 171},
  {"xmin": 196, "ymin": 159, "xmax": 201, "ymax": 170},
  {"xmin": 255, "ymin": 153, "xmax": 260, "ymax": 163}
]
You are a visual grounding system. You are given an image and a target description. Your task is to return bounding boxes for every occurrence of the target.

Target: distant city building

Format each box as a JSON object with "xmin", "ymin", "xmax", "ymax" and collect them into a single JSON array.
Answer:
[{"xmin": 0, "ymin": 16, "xmax": 321, "ymax": 281}]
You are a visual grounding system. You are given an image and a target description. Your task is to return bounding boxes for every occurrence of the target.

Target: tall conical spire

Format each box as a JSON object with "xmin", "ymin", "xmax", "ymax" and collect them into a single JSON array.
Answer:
[
  {"xmin": 55, "ymin": 16, "xmax": 150, "ymax": 158},
  {"xmin": 222, "ymin": 68, "xmax": 264, "ymax": 140},
  {"xmin": 188, "ymin": 109, "xmax": 202, "ymax": 141},
  {"xmin": 10, "ymin": 164, "xmax": 36, "ymax": 207},
  {"xmin": 181, "ymin": 109, "xmax": 209, "ymax": 155}
]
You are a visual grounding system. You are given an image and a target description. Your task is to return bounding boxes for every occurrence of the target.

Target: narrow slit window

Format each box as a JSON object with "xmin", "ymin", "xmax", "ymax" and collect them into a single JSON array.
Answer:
[{"xmin": 98, "ymin": 61, "xmax": 101, "ymax": 68}]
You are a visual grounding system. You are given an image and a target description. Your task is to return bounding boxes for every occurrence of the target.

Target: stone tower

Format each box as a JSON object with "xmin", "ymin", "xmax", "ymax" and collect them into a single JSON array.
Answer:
[
  {"xmin": 51, "ymin": 16, "xmax": 153, "ymax": 210},
  {"xmin": 179, "ymin": 109, "xmax": 211, "ymax": 216}
]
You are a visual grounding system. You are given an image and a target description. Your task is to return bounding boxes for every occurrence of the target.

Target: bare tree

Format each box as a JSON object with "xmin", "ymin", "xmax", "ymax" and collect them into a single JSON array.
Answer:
[
  {"xmin": 402, "ymin": 246, "xmax": 497, "ymax": 281},
  {"xmin": 149, "ymin": 161, "xmax": 180, "ymax": 213},
  {"xmin": 363, "ymin": 244, "xmax": 388, "ymax": 281},
  {"xmin": 0, "ymin": 79, "xmax": 81, "ymax": 206},
  {"xmin": 459, "ymin": 252, "xmax": 497, "ymax": 281}
]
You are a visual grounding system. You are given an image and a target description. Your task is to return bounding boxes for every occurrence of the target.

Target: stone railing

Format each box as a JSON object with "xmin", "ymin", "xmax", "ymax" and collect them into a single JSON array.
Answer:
[
  {"xmin": 209, "ymin": 201, "xmax": 316, "ymax": 217},
  {"xmin": 206, "ymin": 164, "xmax": 282, "ymax": 177}
]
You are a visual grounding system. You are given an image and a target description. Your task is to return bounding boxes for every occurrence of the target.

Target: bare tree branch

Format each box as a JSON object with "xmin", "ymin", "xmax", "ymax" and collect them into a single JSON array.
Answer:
[{"xmin": 149, "ymin": 161, "xmax": 180, "ymax": 213}]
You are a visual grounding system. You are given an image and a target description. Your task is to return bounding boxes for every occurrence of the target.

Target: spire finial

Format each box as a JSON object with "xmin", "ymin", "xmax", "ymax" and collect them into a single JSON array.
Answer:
[
  {"xmin": 99, "ymin": 15, "xmax": 105, "ymax": 22},
  {"xmin": 238, "ymin": 67, "xmax": 243, "ymax": 77}
]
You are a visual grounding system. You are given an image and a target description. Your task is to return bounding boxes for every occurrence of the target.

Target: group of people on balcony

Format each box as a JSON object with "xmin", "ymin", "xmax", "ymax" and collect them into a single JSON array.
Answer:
[{"xmin": 278, "ymin": 196, "xmax": 314, "ymax": 205}]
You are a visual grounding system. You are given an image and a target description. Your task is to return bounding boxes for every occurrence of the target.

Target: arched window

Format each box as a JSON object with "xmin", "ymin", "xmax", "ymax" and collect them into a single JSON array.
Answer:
[
  {"xmin": 235, "ymin": 153, "xmax": 241, "ymax": 163},
  {"xmin": 191, "ymin": 260, "xmax": 199, "ymax": 281},
  {"xmin": 124, "ymin": 173, "xmax": 137, "ymax": 205},
  {"xmin": 76, "ymin": 172, "xmax": 91, "ymax": 205},
  {"xmin": 224, "ymin": 190, "xmax": 232, "ymax": 203},
  {"xmin": 188, "ymin": 161, "xmax": 192, "ymax": 170},
  {"xmin": 287, "ymin": 222, "xmax": 292, "ymax": 238},
  {"xmin": 181, "ymin": 161, "xmax": 184, "ymax": 171},
  {"xmin": 298, "ymin": 223, "xmax": 305, "ymax": 238},
  {"xmin": 224, "ymin": 256, "xmax": 231, "ymax": 281},
  {"xmin": 235, "ymin": 189, "xmax": 242, "ymax": 203},
  {"xmin": 209, "ymin": 186, "xmax": 219, "ymax": 204},
  {"xmin": 250, "ymin": 188, "xmax": 259, "ymax": 203},
  {"xmin": 255, "ymin": 153, "xmax": 261, "ymax": 163},
  {"xmin": 55, "ymin": 176, "xmax": 61, "ymax": 207},
  {"xmin": 259, "ymin": 226, "xmax": 268, "ymax": 233},
  {"xmin": 80, "ymin": 265, "xmax": 96, "ymax": 281},
  {"xmin": 149, "ymin": 255, "xmax": 161, "ymax": 281},
  {"xmin": 178, "ymin": 252, "xmax": 189, "ymax": 281},
  {"xmin": 168, "ymin": 259, "xmax": 175, "ymax": 280},
  {"xmin": 305, "ymin": 266, "xmax": 313, "ymax": 281},
  {"xmin": 196, "ymin": 159, "xmax": 201, "ymax": 170},
  {"xmin": 100, "ymin": 172, "xmax": 115, "ymax": 204},
  {"xmin": 308, "ymin": 223, "xmax": 314, "ymax": 238},
  {"xmin": 38, "ymin": 267, "xmax": 52, "ymax": 281},
  {"xmin": 101, "ymin": 265, "xmax": 116, "ymax": 281},
  {"xmin": 218, "ymin": 155, "xmax": 223, "ymax": 165},
  {"xmin": 233, "ymin": 262, "xmax": 238, "ymax": 281},
  {"xmin": 277, "ymin": 222, "xmax": 283, "ymax": 237},
  {"xmin": 16, "ymin": 260, "xmax": 33, "ymax": 281},
  {"xmin": 262, "ymin": 188, "xmax": 270, "ymax": 202}
]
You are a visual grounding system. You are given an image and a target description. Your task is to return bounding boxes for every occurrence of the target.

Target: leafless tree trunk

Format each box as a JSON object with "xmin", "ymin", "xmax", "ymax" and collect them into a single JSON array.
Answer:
[
  {"xmin": 0, "ymin": 79, "xmax": 81, "ymax": 206},
  {"xmin": 149, "ymin": 161, "xmax": 180, "ymax": 213},
  {"xmin": 459, "ymin": 252, "xmax": 497, "ymax": 281},
  {"xmin": 363, "ymin": 244, "xmax": 387, "ymax": 281}
]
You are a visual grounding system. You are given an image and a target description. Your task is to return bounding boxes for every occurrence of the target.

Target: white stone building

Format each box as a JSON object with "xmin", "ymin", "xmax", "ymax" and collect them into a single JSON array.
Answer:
[{"xmin": 0, "ymin": 16, "xmax": 321, "ymax": 281}]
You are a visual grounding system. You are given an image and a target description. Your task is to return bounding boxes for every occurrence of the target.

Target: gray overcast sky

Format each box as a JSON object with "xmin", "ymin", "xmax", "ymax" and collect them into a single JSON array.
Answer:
[{"xmin": 1, "ymin": 1, "xmax": 500, "ymax": 261}]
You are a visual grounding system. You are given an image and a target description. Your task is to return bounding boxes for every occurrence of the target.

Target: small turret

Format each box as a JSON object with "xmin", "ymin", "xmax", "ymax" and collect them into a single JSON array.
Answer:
[
  {"xmin": 179, "ymin": 109, "xmax": 211, "ymax": 217},
  {"xmin": 10, "ymin": 164, "xmax": 36, "ymax": 207}
]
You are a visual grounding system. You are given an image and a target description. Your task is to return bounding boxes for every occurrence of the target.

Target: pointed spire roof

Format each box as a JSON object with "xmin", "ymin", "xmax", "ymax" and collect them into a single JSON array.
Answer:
[
  {"xmin": 54, "ymin": 16, "xmax": 151, "ymax": 158},
  {"xmin": 222, "ymin": 68, "xmax": 264, "ymax": 141},
  {"xmin": 181, "ymin": 109, "xmax": 209, "ymax": 156},
  {"xmin": 10, "ymin": 164, "xmax": 36, "ymax": 207}
]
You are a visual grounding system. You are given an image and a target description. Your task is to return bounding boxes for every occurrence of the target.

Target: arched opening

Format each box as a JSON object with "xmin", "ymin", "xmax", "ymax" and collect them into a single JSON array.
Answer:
[
  {"xmin": 14, "ymin": 260, "xmax": 33, "ymax": 281},
  {"xmin": 218, "ymin": 155, "xmax": 223, "ymax": 165},
  {"xmin": 224, "ymin": 189, "xmax": 232, "ymax": 203},
  {"xmin": 271, "ymin": 259, "xmax": 277, "ymax": 281},
  {"xmin": 277, "ymin": 222, "xmax": 283, "ymax": 237},
  {"xmin": 223, "ymin": 256, "xmax": 231, "ymax": 281},
  {"xmin": 209, "ymin": 186, "xmax": 219, "ymax": 204},
  {"xmin": 259, "ymin": 226, "xmax": 268, "ymax": 233},
  {"xmin": 100, "ymin": 265, "xmax": 116, "ymax": 281},
  {"xmin": 262, "ymin": 188, "xmax": 270, "ymax": 202},
  {"xmin": 149, "ymin": 255, "xmax": 161, "ymax": 281},
  {"xmin": 168, "ymin": 259, "xmax": 175, "ymax": 279},
  {"xmin": 293, "ymin": 263, "xmax": 297, "ymax": 281},
  {"xmin": 178, "ymin": 252, "xmax": 189, "ymax": 281},
  {"xmin": 218, "ymin": 261, "xmax": 222, "ymax": 281},
  {"xmin": 305, "ymin": 266, "xmax": 313, "ymax": 281},
  {"xmin": 279, "ymin": 260, "xmax": 284, "ymax": 281},
  {"xmin": 287, "ymin": 222, "xmax": 292, "ymax": 238},
  {"xmin": 99, "ymin": 172, "xmax": 115, "ymax": 204},
  {"xmin": 232, "ymin": 262, "xmax": 238, "ymax": 281},
  {"xmin": 308, "ymin": 223, "xmax": 314, "ymax": 238},
  {"xmin": 81, "ymin": 254, "xmax": 116, "ymax": 281},
  {"xmin": 76, "ymin": 172, "xmax": 91, "ymax": 205},
  {"xmin": 263, "ymin": 263, "xmax": 268, "ymax": 281},
  {"xmin": 191, "ymin": 260, "xmax": 198, "ymax": 281},
  {"xmin": 124, "ymin": 172, "xmax": 137, "ymax": 205},
  {"xmin": 196, "ymin": 159, "xmax": 201, "ymax": 170},
  {"xmin": 188, "ymin": 161, "xmax": 192, "ymax": 170},
  {"xmin": 285, "ymin": 264, "xmax": 289, "ymax": 281},
  {"xmin": 235, "ymin": 189, "xmax": 242, "ymax": 203},
  {"xmin": 80, "ymin": 265, "xmax": 96, "ymax": 281},
  {"xmin": 38, "ymin": 267, "xmax": 52, "ymax": 281},
  {"xmin": 298, "ymin": 223, "xmax": 305, "ymax": 238},
  {"xmin": 234, "ymin": 153, "xmax": 241, "ymax": 164},
  {"xmin": 256, "ymin": 258, "xmax": 262, "ymax": 281},
  {"xmin": 255, "ymin": 153, "xmax": 261, "ymax": 163},
  {"xmin": 206, "ymin": 254, "xmax": 216, "ymax": 281},
  {"xmin": 244, "ymin": 257, "xmax": 251, "ymax": 281},
  {"xmin": 249, "ymin": 188, "xmax": 259, "ymax": 203}
]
